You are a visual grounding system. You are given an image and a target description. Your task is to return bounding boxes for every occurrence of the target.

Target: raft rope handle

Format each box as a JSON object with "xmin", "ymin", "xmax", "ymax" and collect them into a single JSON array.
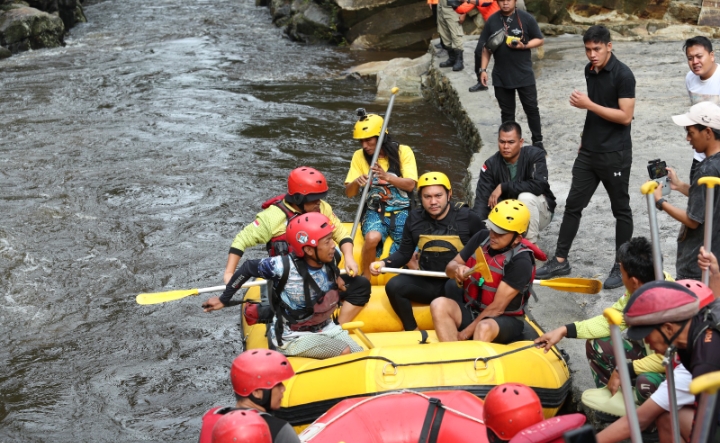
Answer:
[
  {"xmin": 301, "ymin": 389, "xmax": 485, "ymax": 442},
  {"xmin": 295, "ymin": 342, "xmax": 540, "ymax": 376}
]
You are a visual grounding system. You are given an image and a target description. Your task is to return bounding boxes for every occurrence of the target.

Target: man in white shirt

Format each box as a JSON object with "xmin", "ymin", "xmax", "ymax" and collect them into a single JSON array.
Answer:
[{"xmin": 685, "ymin": 36, "xmax": 720, "ymax": 167}]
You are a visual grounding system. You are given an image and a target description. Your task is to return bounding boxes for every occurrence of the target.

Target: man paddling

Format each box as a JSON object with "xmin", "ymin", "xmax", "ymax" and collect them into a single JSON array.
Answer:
[
  {"xmin": 431, "ymin": 199, "xmax": 545, "ymax": 344},
  {"xmin": 369, "ymin": 172, "xmax": 484, "ymax": 331},
  {"xmin": 223, "ymin": 166, "xmax": 358, "ymax": 284},
  {"xmin": 204, "ymin": 212, "xmax": 371, "ymax": 355},
  {"xmin": 199, "ymin": 350, "xmax": 299, "ymax": 443}
]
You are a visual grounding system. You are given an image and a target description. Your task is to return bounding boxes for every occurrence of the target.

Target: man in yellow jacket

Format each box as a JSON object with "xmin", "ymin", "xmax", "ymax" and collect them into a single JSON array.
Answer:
[
  {"xmin": 535, "ymin": 237, "xmax": 668, "ymax": 412},
  {"xmin": 223, "ymin": 168, "xmax": 359, "ymax": 310}
]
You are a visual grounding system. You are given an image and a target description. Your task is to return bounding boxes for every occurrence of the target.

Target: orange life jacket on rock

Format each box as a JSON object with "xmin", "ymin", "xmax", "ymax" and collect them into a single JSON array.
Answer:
[
  {"xmin": 463, "ymin": 238, "xmax": 546, "ymax": 316},
  {"xmin": 454, "ymin": 0, "xmax": 499, "ymax": 20}
]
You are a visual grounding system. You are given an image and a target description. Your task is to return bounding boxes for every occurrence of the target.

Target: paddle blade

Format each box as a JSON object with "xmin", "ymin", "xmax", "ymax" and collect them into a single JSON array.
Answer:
[
  {"xmin": 537, "ymin": 277, "xmax": 603, "ymax": 294},
  {"xmin": 467, "ymin": 246, "xmax": 494, "ymax": 283},
  {"xmin": 136, "ymin": 288, "xmax": 200, "ymax": 305}
]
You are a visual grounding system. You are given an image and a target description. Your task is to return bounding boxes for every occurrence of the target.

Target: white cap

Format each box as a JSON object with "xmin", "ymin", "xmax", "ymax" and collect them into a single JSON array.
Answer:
[{"xmin": 672, "ymin": 101, "xmax": 720, "ymax": 130}]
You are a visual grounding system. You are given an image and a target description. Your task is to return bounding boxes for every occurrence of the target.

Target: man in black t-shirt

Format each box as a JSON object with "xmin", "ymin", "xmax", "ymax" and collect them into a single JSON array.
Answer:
[
  {"xmin": 537, "ymin": 25, "xmax": 636, "ymax": 290},
  {"xmin": 477, "ymin": 0, "xmax": 545, "ymax": 151},
  {"xmin": 370, "ymin": 172, "xmax": 484, "ymax": 331},
  {"xmin": 653, "ymin": 101, "xmax": 720, "ymax": 280},
  {"xmin": 624, "ymin": 281, "xmax": 720, "ymax": 443},
  {"xmin": 431, "ymin": 199, "xmax": 543, "ymax": 344}
]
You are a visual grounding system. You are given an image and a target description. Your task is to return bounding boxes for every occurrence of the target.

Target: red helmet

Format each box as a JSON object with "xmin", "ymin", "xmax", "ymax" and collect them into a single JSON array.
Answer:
[
  {"xmin": 677, "ymin": 279, "xmax": 715, "ymax": 308},
  {"xmin": 483, "ymin": 384, "xmax": 544, "ymax": 441},
  {"xmin": 286, "ymin": 167, "xmax": 328, "ymax": 205},
  {"xmin": 212, "ymin": 409, "xmax": 271, "ymax": 443},
  {"xmin": 286, "ymin": 212, "xmax": 335, "ymax": 258},
  {"xmin": 230, "ymin": 350, "xmax": 295, "ymax": 397}
]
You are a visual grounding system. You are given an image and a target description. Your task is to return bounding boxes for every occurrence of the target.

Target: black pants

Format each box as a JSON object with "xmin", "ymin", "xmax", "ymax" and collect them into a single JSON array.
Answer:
[
  {"xmin": 444, "ymin": 280, "xmax": 525, "ymax": 344},
  {"xmin": 340, "ymin": 274, "xmax": 371, "ymax": 306},
  {"xmin": 493, "ymin": 85, "xmax": 543, "ymax": 145},
  {"xmin": 556, "ymin": 148, "xmax": 633, "ymax": 259},
  {"xmin": 386, "ymin": 275, "xmax": 459, "ymax": 331}
]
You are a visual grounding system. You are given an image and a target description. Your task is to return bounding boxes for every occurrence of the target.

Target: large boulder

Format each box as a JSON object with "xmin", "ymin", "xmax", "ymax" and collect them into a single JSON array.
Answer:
[
  {"xmin": 350, "ymin": 29, "xmax": 435, "ymax": 50},
  {"xmin": 0, "ymin": 44, "xmax": 10, "ymax": 58},
  {"xmin": 280, "ymin": 0, "xmax": 341, "ymax": 43},
  {"xmin": 527, "ymin": 0, "xmax": 702, "ymax": 24},
  {"xmin": 375, "ymin": 53, "xmax": 432, "ymax": 99},
  {"xmin": 0, "ymin": 5, "xmax": 65, "ymax": 53},
  {"xmin": 346, "ymin": 1, "xmax": 432, "ymax": 42}
]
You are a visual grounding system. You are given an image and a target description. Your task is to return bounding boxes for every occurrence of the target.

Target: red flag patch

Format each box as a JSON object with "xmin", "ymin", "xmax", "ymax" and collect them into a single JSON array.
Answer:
[
  {"xmin": 253, "ymin": 219, "xmax": 261, "ymax": 227},
  {"xmin": 481, "ymin": 163, "xmax": 488, "ymax": 173}
]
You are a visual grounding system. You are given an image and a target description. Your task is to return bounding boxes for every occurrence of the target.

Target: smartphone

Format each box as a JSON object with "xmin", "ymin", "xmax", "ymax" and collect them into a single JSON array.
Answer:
[{"xmin": 647, "ymin": 159, "xmax": 668, "ymax": 180}]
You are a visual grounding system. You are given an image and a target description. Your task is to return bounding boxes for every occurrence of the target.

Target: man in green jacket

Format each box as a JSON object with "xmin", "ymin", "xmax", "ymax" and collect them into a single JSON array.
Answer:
[{"xmin": 535, "ymin": 237, "xmax": 669, "ymax": 410}]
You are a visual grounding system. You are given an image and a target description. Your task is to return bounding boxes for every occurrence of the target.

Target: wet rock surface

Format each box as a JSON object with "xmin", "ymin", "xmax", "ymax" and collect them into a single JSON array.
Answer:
[
  {"xmin": 0, "ymin": 4, "xmax": 65, "ymax": 52},
  {"xmin": 427, "ymin": 35, "xmax": 695, "ymax": 417}
]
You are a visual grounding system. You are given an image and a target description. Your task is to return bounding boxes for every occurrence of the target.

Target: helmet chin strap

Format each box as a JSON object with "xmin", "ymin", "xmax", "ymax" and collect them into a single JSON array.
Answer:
[
  {"xmin": 658, "ymin": 319, "xmax": 690, "ymax": 347},
  {"xmin": 248, "ymin": 389, "xmax": 273, "ymax": 411}
]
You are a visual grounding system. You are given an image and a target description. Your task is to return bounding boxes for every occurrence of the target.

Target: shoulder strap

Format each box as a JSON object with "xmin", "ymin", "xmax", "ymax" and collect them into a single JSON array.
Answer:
[
  {"xmin": 276, "ymin": 254, "xmax": 291, "ymax": 296},
  {"xmin": 272, "ymin": 199, "xmax": 298, "ymax": 221}
]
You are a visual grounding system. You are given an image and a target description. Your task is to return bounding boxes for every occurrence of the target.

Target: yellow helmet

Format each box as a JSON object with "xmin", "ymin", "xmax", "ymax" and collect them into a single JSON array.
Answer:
[
  {"xmin": 487, "ymin": 200, "xmax": 530, "ymax": 235},
  {"xmin": 353, "ymin": 114, "xmax": 385, "ymax": 139},
  {"xmin": 417, "ymin": 172, "xmax": 452, "ymax": 191}
]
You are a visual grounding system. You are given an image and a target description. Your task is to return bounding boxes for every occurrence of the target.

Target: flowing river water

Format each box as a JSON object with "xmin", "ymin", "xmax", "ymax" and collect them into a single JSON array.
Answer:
[{"xmin": 0, "ymin": 0, "xmax": 471, "ymax": 440}]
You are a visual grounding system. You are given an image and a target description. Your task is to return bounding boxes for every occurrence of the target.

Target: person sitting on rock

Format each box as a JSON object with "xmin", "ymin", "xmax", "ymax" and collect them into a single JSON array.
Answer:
[
  {"xmin": 345, "ymin": 110, "xmax": 417, "ymax": 279},
  {"xmin": 369, "ymin": 172, "xmax": 484, "ymax": 331},
  {"xmin": 472, "ymin": 121, "xmax": 555, "ymax": 244},
  {"xmin": 534, "ymin": 237, "xmax": 671, "ymax": 415},
  {"xmin": 203, "ymin": 213, "xmax": 371, "ymax": 358},
  {"xmin": 431, "ymin": 199, "xmax": 545, "ymax": 344},
  {"xmin": 199, "ymin": 350, "xmax": 299, "ymax": 443},
  {"xmin": 223, "ymin": 166, "xmax": 358, "ymax": 285}
]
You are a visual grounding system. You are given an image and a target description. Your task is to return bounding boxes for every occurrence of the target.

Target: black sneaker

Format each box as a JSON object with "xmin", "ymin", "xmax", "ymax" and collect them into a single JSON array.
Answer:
[
  {"xmin": 469, "ymin": 82, "xmax": 488, "ymax": 92},
  {"xmin": 604, "ymin": 263, "xmax": 623, "ymax": 289},
  {"xmin": 535, "ymin": 257, "xmax": 571, "ymax": 280}
]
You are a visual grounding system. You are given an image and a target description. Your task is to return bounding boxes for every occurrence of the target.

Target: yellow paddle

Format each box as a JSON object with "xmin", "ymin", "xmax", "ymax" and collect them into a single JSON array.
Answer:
[
  {"xmin": 136, "ymin": 280, "xmax": 267, "ymax": 305},
  {"xmin": 377, "ymin": 267, "xmax": 602, "ymax": 294}
]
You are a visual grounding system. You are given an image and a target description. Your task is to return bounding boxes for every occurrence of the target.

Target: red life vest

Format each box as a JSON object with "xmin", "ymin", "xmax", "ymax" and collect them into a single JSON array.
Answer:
[
  {"xmin": 463, "ymin": 238, "xmax": 546, "ymax": 316},
  {"xmin": 260, "ymin": 194, "xmax": 299, "ymax": 256},
  {"xmin": 199, "ymin": 406, "xmax": 230, "ymax": 443}
]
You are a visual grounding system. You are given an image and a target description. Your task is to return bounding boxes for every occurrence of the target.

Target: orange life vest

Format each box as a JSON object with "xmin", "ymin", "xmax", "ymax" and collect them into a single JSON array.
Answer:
[
  {"xmin": 463, "ymin": 238, "xmax": 546, "ymax": 316},
  {"xmin": 454, "ymin": 1, "xmax": 499, "ymax": 20}
]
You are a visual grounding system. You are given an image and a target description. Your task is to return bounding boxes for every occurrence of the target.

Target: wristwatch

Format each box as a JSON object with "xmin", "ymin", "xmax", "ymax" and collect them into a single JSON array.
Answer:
[
  {"xmin": 656, "ymin": 198, "xmax": 666, "ymax": 211},
  {"xmin": 479, "ymin": 68, "xmax": 487, "ymax": 73}
]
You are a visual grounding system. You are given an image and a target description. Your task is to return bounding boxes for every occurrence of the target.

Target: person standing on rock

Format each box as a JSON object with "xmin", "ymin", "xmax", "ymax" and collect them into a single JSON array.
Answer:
[
  {"xmin": 536, "ymin": 25, "xmax": 635, "ymax": 289},
  {"xmin": 437, "ymin": 0, "xmax": 465, "ymax": 71},
  {"xmin": 684, "ymin": 36, "xmax": 720, "ymax": 171},
  {"xmin": 475, "ymin": 0, "xmax": 545, "ymax": 151},
  {"xmin": 472, "ymin": 121, "xmax": 555, "ymax": 243}
]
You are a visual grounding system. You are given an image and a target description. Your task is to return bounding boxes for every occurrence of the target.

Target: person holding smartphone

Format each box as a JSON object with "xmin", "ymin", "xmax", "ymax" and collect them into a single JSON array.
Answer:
[{"xmin": 654, "ymin": 101, "xmax": 720, "ymax": 280}]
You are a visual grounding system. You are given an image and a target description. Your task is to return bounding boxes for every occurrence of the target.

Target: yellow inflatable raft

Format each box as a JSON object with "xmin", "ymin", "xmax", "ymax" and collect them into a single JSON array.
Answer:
[{"xmin": 239, "ymin": 224, "xmax": 571, "ymax": 432}]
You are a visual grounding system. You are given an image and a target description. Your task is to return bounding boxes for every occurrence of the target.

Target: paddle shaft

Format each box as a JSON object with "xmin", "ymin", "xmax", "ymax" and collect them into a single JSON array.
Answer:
[
  {"xmin": 646, "ymin": 190, "xmax": 665, "ymax": 281},
  {"xmin": 664, "ymin": 347, "xmax": 683, "ymax": 443},
  {"xmin": 378, "ymin": 267, "xmax": 593, "ymax": 290},
  {"xmin": 350, "ymin": 88, "xmax": 400, "ymax": 240},
  {"xmin": 703, "ymin": 185, "xmax": 715, "ymax": 285},
  {"xmin": 609, "ymin": 320, "xmax": 643, "ymax": 443},
  {"xmin": 198, "ymin": 281, "xmax": 266, "ymax": 294}
]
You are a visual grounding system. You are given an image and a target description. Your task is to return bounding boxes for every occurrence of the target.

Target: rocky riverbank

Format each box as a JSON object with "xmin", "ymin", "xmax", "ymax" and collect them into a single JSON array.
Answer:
[
  {"xmin": 0, "ymin": 0, "xmax": 85, "ymax": 56},
  {"xmin": 424, "ymin": 35, "xmax": 698, "ymax": 419}
]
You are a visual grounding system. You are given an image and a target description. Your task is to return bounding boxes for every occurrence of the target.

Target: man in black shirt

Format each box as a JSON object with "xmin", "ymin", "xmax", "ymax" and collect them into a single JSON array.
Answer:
[
  {"xmin": 431, "ymin": 199, "xmax": 545, "ymax": 344},
  {"xmin": 477, "ymin": 0, "xmax": 545, "ymax": 150},
  {"xmin": 370, "ymin": 172, "xmax": 483, "ymax": 331},
  {"xmin": 624, "ymin": 280, "xmax": 720, "ymax": 443},
  {"xmin": 653, "ymin": 102, "xmax": 720, "ymax": 280},
  {"xmin": 473, "ymin": 121, "xmax": 555, "ymax": 243},
  {"xmin": 537, "ymin": 25, "xmax": 636, "ymax": 290}
]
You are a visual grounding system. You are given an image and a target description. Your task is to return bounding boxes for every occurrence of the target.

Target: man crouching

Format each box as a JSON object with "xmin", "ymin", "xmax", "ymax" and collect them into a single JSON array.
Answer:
[{"xmin": 431, "ymin": 199, "xmax": 545, "ymax": 343}]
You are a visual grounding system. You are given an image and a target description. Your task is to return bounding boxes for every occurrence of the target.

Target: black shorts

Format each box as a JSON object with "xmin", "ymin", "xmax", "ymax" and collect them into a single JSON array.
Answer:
[
  {"xmin": 339, "ymin": 275, "xmax": 371, "ymax": 306},
  {"xmin": 457, "ymin": 301, "xmax": 525, "ymax": 344}
]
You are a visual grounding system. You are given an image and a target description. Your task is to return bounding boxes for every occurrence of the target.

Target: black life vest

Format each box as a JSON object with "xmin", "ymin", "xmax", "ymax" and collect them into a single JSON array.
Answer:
[{"xmin": 416, "ymin": 203, "xmax": 468, "ymax": 272}]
